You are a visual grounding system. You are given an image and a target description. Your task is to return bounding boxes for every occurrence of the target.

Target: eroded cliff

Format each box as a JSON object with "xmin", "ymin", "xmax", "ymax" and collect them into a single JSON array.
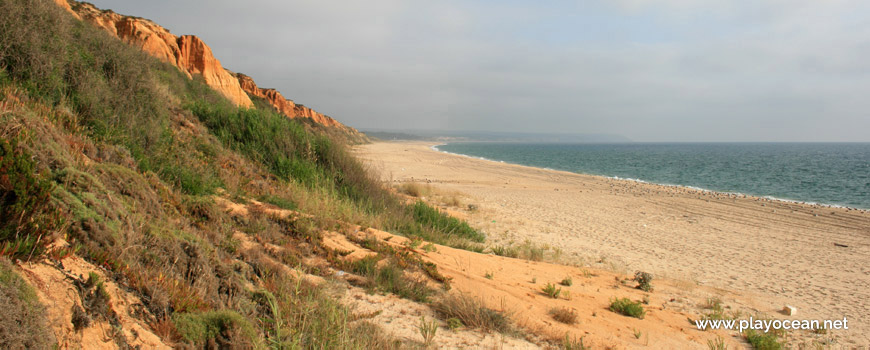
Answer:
[{"xmin": 56, "ymin": 0, "xmax": 366, "ymax": 141}]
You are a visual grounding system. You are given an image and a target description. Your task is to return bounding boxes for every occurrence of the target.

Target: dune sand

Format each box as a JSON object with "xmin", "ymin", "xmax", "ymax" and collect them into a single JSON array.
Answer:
[{"xmin": 355, "ymin": 141, "xmax": 870, "ymax": 347}]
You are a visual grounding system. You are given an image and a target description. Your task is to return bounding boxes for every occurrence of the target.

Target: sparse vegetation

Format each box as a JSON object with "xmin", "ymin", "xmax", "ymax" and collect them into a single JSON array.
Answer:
[
  {"xmin": 488, "ymin": 240, "xmax": 549, "ymax": 261},
  {"xmin": 696, "ymin": 297, "xmax": 740, "ymax": 328},
  {"xmin": 707, "ymin": 336, "xmax": 727, "ymax": 350},
  {"xmin": 0, "ymin": 0, "xmax": 486, "ymax": 348},
  {"xmin": 484, "ymin": 271, "xmax": 494, "ymax": 279},
  {"xmin": 411, "ymin": 201, "xmax": 485, "ymax": 243},
  {"xmin": 489, "ymin": 244, "xmax": 519, "ymax": 258},
  {"xmin": 560, "ymin": 276, "xmax": 573, "ymax": 286},
  {"xmin": 634, "ymin": 271, "xmax": 653, "ymax": 292},
  {"xmin": 0, "ymin": 137, "xmax": 64, "ymax": 260},
  {"xmin": 562, "ymin": 333, "xmax": 588, "ymax": 350},
  {"xmin": 549, "ymin": 307, "xmax": 578, "ymax": 324},
  {"xmin": 418, "ymin": 316, "xmax": 438, "ymax": 347},
  {"xmin": 350, "ymin": 256, "xmax": 435, "ymax": 303},
  {"xmin": 542, "ymin": 283, "xmax": 562, "ymax": 299},
  {"xmin": 609, "ymin": 298, "xmax": 646, "ymax": 319},
  {"xmin": 397, "ymin": 182, "xmax": 430, "ymax": 198},
  {"xmin": 432, "ymin": 294, "xmax": 512, "ymax": 333},
  {"xmin": 446, "ymin": 318, "xmax": 463, "ymax": 330},
  {"xmin": 744, "ymin": 329, "xmax": 782, "ymax": 350},
  {"xmin": 422, "ymin": 243, "xmax": 437, "ymax": 253},
  {"xmin": 0, "ymin": 259, "xmax": 55, "ymax": 348},
  {"xmin": 173, "ymin": 310, "xmax": 258, "ymax": 347}
]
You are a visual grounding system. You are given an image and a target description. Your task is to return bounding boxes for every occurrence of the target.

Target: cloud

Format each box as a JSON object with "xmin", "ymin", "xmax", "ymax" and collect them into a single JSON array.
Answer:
[{"xmin": 89, "ymin": 0, "xmax": 870, "ymax": 141}]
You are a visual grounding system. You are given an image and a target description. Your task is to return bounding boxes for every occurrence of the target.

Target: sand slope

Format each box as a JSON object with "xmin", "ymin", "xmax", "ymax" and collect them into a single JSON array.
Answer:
[{"xmin": 355, "ymin": 141, "xmax": 870, "ymax": 347}]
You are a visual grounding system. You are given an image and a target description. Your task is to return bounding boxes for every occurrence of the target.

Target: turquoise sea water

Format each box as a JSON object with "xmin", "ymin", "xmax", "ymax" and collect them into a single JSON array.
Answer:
[{"xmin": 435, "ymin": 143, "xmax": 870, "ymax": 209}]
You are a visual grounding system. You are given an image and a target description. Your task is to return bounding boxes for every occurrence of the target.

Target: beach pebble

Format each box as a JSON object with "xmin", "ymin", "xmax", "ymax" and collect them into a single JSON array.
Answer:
[{"xmin": 782, "ymin": 305, "xmax": 797, "ymax": 316}]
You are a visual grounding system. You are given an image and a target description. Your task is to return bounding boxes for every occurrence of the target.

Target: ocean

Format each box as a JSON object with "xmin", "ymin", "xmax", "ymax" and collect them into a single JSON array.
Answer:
[{"xmin": 434, "ymin": 142, "xmax": 870, "ymax": 209}]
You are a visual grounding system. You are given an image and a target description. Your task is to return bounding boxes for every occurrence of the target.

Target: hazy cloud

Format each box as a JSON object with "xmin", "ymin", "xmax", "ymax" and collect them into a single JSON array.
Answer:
[{"xmin": 89, "ymin": 0, "xmax": 870, "ymax": 141}]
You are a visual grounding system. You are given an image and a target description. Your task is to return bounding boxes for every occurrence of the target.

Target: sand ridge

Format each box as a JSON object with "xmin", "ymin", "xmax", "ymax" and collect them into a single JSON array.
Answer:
[{"xmin": 355, "ymin": 141, "xmax": 870, "ymax": 347}]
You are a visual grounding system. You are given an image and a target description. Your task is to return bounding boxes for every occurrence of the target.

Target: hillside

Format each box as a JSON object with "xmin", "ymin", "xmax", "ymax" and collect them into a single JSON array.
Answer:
[
  {"xmin": 2, "ymin": 0, "xmax": 748, "ymax": 349},
  {"xmin": 52, "ymin": 0, "xmax": 367, "ymax": 144}
]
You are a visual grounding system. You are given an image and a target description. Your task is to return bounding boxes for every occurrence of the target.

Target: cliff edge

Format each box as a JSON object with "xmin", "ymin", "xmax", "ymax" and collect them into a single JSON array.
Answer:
[{"xmin": 56, "ymin": 0, "xmax": 367, "ymax": 142}]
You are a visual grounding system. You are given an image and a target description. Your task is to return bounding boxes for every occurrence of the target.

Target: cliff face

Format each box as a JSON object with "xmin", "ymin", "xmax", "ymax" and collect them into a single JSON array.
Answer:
[
  {"xmin": 55, "ymin": 0, "xmax": 368, "ymax": 141},
  {"xmin": 234, "ymin": 73, "xmax": 342, "ymax": 128},
  {"xmin": 61, "ymin": 0, "xmax": 253, "ymax": 108}
]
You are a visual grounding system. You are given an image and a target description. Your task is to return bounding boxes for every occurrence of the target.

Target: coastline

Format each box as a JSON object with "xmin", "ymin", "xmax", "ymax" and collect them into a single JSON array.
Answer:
[
  {"xmin": 355, "ymin": 140, "xmax": 870, "ymax": 347},
  {"xmin": 431, "ymin": 142, "xmax": 870, "ymax": 211}
]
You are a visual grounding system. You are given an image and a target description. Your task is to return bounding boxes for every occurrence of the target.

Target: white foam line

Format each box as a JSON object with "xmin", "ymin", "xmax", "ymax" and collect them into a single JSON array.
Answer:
[{"xmin": 431, "ymin": 143, "xmax": 865, "ymax": 211}]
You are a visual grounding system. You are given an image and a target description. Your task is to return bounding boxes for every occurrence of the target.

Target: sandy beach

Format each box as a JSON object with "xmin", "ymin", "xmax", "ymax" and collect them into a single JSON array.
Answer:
[{"xmin": 355, "ymin": 141, "xmax": 870, "ymax": 347}]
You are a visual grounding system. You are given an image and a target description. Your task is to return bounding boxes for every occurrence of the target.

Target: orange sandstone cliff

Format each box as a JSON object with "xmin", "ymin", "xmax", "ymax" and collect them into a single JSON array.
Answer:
[
  {"xmin": 62, "ymin": 0, "xmax": 252, "ymax": 108},
  {"xmin": 234, "ymin": 73, "xmax": 343, "ymax": 128},
  {"xmin": 56, "ymin": 0, "xmax": 367, "ymax": 141}
]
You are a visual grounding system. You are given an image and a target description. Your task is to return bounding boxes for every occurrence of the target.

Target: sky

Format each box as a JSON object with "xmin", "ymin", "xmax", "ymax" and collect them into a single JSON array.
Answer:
[{"xmin": 88, "ymin": 0, "xmax": 870, "ymax": 142}]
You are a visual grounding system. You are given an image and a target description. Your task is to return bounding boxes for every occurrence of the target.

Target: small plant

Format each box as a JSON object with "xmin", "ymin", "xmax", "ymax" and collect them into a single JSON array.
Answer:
[
  {"xmin": 531, "ymin": 277, "xmax": 537, "ymax": 284},
  {"xmin": 422, "ymin": 243, "xmax": 437, "ymax": 253},
  {"xmin": 71, "ymin": 305, "xmax": 91, "ymax": 331},
  {"xmin": 707, "ymin": 336, "xmax": 727, "ymax": 350},
  {"xmin": 484, "ymin": 271, "xmax": 494, "ymax": 279},
  {"xmin": 446, "ymin": 318, "xmax": 463, "ymax": 331},
  {"xmin": 489, "ymin": 245, "xmax": 519, "ymax": 258},
  {"xmin": 634, "ymin": 271, "xmax": 653, "ymax": 292},
  {"xmin": 812, "ymin": 324, "xmax": 827, "ymax": 335},
  {"xmin": 744, "ymin": 329, "xmax": 782, "ymax": 350},
  {"xmin": 542, "ymin": 283, "xmax": 562, "ymax": 299},
  {"xmin": 405, "ymin": 237, "xmax": 423, "ymax": 249},
  {"xmin": 609, "ymin": 298, "xmax": 646, "ymax": 319},
  {"xmin": 562, "ymin": 333, "xmax": 588, "ymax": 350},
  {"xmin": 48, "ymin": 243, "xmax": 81, "ymax": 261},
  {"xmin": 418, "ymin": 316, "xmax": 438, "ymax": 347},
  {"xmin": 431, "ymin": 294, "xmax": 511, "ymax": 333},
  {"xmin": 642, "ymin": 295, "xmax": 650, "ymax": 305},
  {"xmin": 633, "ymin": 328, "xmax": 642, "ymax": 339},
  {"xmin": 549, "ymin": 307, "xmax": 578, "ymax": 324},
  {"xmin": 698, "ymin": 297, "xmax": 739, "ymax": 326},
  {"xmin": 560, "ymin": 276, "xmax": 573, "ymax": 286},
  {"xmin": 398, "ymin": 182, "xmax": 430, "ymax": 197}
]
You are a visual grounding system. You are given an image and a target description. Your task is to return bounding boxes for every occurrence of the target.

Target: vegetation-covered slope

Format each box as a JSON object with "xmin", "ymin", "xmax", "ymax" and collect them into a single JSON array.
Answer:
[{"xmin": 0, "ymin": 0, "xmax": 483, "ymax": 347}]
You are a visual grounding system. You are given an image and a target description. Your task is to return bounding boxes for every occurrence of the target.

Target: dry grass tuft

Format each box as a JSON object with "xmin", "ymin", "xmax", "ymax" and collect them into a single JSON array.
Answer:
[
  {"xmin": 431, "ymin": 293, "xmax": 512, "ymax": 333},
  {"xmin": 549, "ymin": 307, "xmax": 578, "ymax": 324},
  {"xmin": 397, "ymin": 182, "xmax": 431, "ymax": 198}
]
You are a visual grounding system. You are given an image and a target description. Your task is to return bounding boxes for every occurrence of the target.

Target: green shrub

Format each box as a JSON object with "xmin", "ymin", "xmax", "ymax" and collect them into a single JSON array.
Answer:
[
  {"xmin": 609, "ymin": 298, "xmax": 645, "ymax": 319},
  {"xmin": 259, "ymin": 194, "xmax": 297, "ymax": 210},
  {"xmin": 542, "ymin": 283, "xmax": 562, "ymax": 299},
  {"xmin": 260, "ymin": 274, "xmax": 399, "ymax": 349},
  {"xmin": 374, "ymin": 263, "xmax": 434, "ymax": 303},
  {"xmin": 562, "ymin": 333, "xmax": 588, "ymax": 350},
  {"xmin": 187, "ymin": 98, "xmax": 485, "ymax": 249},
  {"xmin": 0, "ymin": 137, "xmax": 64, "ymax": 260},
  {"xmin": 352, "ymin": 257, "xmax": 434, "ymax": 303},
  {"xmin": 411, "ymin": 201, "xmax": 484, "ymax": 242},
  {"xmin": 173, "ymin": 310, "xmax": 258, "ymax": 347},
  {"xmin": 633, "ymin": 271, "xmax": 652, "ymax": 292},
  {"xmin": 744, "ymin": 329, "xmax": 782, "ymax": 350}
]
